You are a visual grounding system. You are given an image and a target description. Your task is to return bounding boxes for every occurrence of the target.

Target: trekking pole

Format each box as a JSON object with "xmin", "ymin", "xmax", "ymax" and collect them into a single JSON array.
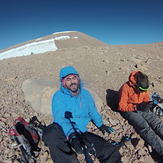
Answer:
[{"xmin": 65, "ymin": 111, "xmax": 94, "ymax": 163}]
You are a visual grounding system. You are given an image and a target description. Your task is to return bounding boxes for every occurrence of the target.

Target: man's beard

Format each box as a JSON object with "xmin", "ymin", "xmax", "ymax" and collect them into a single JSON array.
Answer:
[{"xmin": 69, "ymin": 83, "xmax": 79, "ymax": 93}]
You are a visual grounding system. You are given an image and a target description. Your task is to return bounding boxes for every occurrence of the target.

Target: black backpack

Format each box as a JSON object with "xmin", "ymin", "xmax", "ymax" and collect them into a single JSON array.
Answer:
[{"xmin": 8, "ymin": 116, "xmax": 46, "ymax": 163}]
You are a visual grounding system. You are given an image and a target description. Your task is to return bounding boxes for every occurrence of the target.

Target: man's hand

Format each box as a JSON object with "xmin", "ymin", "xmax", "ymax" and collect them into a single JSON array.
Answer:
[
  {"xmin": 98, "ymin": 124, "xmax": 114, "ymax": 135},
  {"xmin": 137, "ymin": 101, "xmax": 154, "ymax": 112}
]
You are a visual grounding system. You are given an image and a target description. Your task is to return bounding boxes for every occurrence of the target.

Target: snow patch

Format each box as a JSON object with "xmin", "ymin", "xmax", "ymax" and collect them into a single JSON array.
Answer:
[
  {"xmin": 52, "ymin": 31, "xmax": 75, "ymax": 35},
  {"xmin": 54, "ymin": 36, "xmax": 70, "ymax": 40},
  {"xmin": 0, "ymin": 39, "xmax": 57, "ymax": 60},
  {"xmin": 36, "ymin": 37, "xmax": 42, "ymax": 41},
  {"xmin": 0, "ymin": 32, "xmax": 77, "ymax": 60}
]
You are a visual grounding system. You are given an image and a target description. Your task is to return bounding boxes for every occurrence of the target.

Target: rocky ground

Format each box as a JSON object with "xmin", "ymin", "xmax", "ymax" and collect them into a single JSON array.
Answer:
[{"xmin": 0, "ymin": 41, "xmax": 163, "ymax": 163}]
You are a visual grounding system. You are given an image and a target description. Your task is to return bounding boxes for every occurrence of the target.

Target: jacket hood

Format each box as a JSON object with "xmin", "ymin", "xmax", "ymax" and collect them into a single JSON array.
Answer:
[
  {"xmin": 59, "ymin": 66, "xmax": 83, "ymax": 95},
  {"xmin": 128, "ymin": 71, "xmax": 141, "ymax": 87},
  {"xmin": 60, "ymin": 66, "xmax": 79, "ymax": 81}
]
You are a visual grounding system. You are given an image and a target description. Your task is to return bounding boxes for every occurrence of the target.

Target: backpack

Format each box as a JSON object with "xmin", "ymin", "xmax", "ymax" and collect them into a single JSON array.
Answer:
[{"xmin": 8, "ymin": 116, "xmax": 46, "ymax": 163}]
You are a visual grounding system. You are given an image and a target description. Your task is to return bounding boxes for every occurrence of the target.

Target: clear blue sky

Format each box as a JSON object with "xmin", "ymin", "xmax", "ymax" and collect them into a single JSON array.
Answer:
[{"xmin": 0, "ymin": 0, "xmax": 163, "ymax": 50}]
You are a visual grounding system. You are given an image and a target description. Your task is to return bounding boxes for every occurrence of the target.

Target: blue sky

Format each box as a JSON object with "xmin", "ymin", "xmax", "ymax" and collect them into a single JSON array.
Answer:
[{"xmin": 0, "ymin": 0, "xmax": 163, "ymax": 50}]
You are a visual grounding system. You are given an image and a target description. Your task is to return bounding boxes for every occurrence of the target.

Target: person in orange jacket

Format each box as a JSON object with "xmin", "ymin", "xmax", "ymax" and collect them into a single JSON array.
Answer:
[{"xmin": 118, "ymin": 71, "xmax": 163, "ymax": 157}]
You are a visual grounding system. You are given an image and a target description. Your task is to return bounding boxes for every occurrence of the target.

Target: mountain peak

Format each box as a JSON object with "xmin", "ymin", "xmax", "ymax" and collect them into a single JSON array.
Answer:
[{"xmin": 0, "ymin": 31, "xmax": 108, "ymax": 60}]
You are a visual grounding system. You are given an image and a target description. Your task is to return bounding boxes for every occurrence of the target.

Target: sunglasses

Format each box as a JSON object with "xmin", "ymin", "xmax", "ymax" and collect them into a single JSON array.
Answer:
[{"xmin": 137, "ymin": 86, "xmax": 149, "ymax": 91}]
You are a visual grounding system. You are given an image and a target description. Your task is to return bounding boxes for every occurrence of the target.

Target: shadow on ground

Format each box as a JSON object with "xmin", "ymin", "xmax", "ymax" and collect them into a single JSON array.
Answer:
[{"xmin": 106, "ymin": 89, "xmax": 119, "ymax": 112}]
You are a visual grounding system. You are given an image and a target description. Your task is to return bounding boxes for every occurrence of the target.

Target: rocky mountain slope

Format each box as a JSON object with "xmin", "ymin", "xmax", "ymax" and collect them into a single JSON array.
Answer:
[{"xmin": 0, "ymin": 31, "xmax": 163, "ymax": 163}]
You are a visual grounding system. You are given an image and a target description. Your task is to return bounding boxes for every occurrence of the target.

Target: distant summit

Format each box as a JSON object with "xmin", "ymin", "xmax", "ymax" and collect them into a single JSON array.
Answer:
[{"xmin": 0, "ymin": 31, "xmax": 109, "ymax": 60}]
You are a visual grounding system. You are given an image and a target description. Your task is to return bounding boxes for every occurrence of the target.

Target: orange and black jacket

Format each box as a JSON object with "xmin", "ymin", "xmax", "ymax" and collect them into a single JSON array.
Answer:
[{"xmin": 118, "ymin": 71, "xmax": 150, "ymax": 112}]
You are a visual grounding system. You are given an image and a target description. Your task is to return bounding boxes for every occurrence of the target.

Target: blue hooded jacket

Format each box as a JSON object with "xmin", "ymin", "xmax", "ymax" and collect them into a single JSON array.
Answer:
[{"xmin": 52, "ymin": 66, "xmax": 103, "ymax": 138}]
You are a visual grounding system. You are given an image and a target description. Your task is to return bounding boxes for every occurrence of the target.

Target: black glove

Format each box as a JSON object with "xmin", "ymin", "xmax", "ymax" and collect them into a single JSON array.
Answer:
[
  {"xmin": 137, "ymin": 101, "xmax": 154, "ymax": 112},
  {"xmin": 98, "ymin": 124, "xmax": 114, "ymax": 135},
  {"xmin": 69, "ymin": 132, "xmax": 96, "ymax": 155}
]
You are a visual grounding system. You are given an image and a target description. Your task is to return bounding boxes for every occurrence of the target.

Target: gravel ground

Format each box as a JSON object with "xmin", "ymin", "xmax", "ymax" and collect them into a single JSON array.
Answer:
[{"xmin": 0, "ymin": 33, "xmax": 163, "ymax": 162}]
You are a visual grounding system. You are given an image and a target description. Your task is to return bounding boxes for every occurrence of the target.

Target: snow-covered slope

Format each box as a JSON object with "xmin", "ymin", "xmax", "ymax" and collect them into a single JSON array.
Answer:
[{"xmin": 0, "ymin": 31, "xmax": 108, "ymax": 60}]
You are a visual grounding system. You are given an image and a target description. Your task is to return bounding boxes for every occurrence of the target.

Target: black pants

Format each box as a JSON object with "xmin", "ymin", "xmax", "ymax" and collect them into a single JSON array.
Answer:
[
  {"xmin": 121, "ymin": 109, "xmax": 163, "ymax": 156},
  {"xmin": 43, "ymin": 123, "xmax": 122, "ymax": 163}
]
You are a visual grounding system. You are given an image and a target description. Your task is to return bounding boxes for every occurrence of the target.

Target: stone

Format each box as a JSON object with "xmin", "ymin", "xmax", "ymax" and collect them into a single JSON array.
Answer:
[{"xmin": 22, "ymin": 79, "xmax": 103, "ymax": 116}]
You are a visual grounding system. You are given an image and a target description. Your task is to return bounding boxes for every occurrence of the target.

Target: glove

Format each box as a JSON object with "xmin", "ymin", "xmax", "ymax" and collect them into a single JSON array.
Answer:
[
  {"xmin": 111, "ymin": 136, "xmax": 131, "ymax": 146},
  {"xmin": 69, "ymin": 132, "xmax": 96, "ymax": 155},
  {"xmin": 98, "ymin": 124, "xmax": 114, "ymax": 135},
  {"xmin": 137, "ymin": 101, "xmax": 154, "ymax": 112}
]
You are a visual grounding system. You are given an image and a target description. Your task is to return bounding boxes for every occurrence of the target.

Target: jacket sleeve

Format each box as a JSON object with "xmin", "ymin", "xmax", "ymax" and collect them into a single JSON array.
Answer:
[
  {"xmin": 86, "ymin": 90, "xmax": 103, "ymax": 128},
  {"xmin": 118, "ymin": 84, "xmax": 137, "ymax": 112},
  {"xmin": 52, "ymin": 91, "xmax": 73, "ymax": 137}
]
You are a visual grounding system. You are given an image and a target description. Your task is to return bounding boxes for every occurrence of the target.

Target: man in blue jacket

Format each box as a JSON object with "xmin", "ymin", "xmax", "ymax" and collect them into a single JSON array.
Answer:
[{"xmin": 43, "ymin": 66, "xmax": 122, "ymax": 163}]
